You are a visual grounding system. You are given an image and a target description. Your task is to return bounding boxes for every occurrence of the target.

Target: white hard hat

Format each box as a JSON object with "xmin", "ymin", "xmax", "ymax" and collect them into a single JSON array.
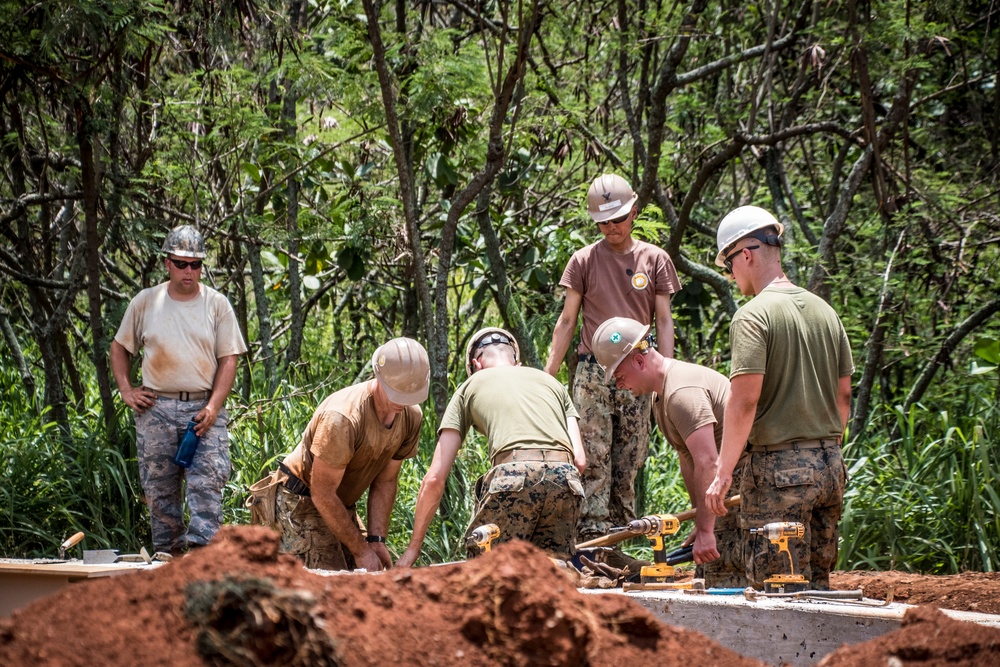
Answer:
[
  {"xmin": 587, "ymin": 174, "xmax": 638, "ymax": 222},
  {"xmin": 715, "ymin": 206, "xmax": 784, "ymax": 267}
]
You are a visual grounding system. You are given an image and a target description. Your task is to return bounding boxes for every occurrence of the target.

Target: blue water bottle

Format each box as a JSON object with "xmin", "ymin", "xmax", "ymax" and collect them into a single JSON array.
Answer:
[{"xmin": 174, "ymin": 420, "xmax": 200, "ymax": 468}]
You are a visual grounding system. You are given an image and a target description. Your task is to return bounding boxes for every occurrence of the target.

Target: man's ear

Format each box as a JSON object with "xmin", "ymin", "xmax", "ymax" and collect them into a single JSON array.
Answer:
[{"xmin": 631, "ymin": 351, "xmax": 645, "ymax": 369}]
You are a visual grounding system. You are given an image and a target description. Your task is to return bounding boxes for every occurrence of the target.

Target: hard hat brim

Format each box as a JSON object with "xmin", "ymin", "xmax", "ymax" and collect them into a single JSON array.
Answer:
[
  {"xmin": 589, "ymin": 193, "xmax": 638, "ymax": 223},
  {"xmin": 380, "ymin": 373, "xmax": 430, "ymax": 406}
]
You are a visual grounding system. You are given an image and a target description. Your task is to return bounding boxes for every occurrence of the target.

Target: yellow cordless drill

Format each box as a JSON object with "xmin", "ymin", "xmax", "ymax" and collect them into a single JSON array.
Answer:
[
  {"xmin": 627, "ymin": 514, "xmax": 681, "ymax": 583},
  {"xmin": 467, "ymin": 524, "xmax": 500, "ymax": 555},
  {"xmin": 750, "ymin": 521, "xmax": 809, "ymax": 593}
]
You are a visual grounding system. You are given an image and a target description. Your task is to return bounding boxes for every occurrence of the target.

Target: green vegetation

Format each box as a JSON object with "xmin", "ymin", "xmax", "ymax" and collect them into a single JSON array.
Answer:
[{"xmin": 2, "ymin": 1, "xmax": 999, "ymax": 572}]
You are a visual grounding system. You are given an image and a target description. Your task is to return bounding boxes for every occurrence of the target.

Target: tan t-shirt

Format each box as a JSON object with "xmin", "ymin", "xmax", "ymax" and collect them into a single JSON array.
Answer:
[
  {"xmin": 730, "ymin": 285, "xmax": 854, "ymax": 446},
  {"xmin": 439, "ymin": 365, "xmax": 579, "ymax": 463},
  {"xmin": 652, "ymin": 359, "xmax": 730, "ymax": 460},
  {"xmin": 114, "ymin": 282, "xmax": 247, "ymax": 392},
  {"xmin": 284, "ymin": 381, "xmax": 421, "ymax": 507},
  {"xmin": 560, "ymin": 239, "xmax": 681, "ymax": 354}
]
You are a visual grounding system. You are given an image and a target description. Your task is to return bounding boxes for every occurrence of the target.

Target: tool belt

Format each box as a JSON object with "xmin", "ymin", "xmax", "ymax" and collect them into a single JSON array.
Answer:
[
  {"xmin": 494, "ymin": 448, "xmax": 572, "ymax": 466},
  {"xmin": 747, "ymin": 438, "xmax": 840, "ymax": 453},
  {"xmin": 153, "ymin": 389, "xmax": 211, "ymax": 401},
  {"xmin": 246, "ymin": 467, "xmax": 288, "ymax": 531},
  {"xmin": 578, "ymin": 353, "xmax": 598, "ymax": 363},
  {"xmin": 279, "ymin": 461, "xmax": 311, "ymax": 497}
]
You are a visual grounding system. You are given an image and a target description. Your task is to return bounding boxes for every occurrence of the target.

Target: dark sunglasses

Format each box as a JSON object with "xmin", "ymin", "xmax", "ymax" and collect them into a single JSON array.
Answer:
[
  {"xmin": 597, "ymin": 214, "xmax": 630, "ymax": 226},
  {"xmin": 167, "ymin": 257, "xmax": 204, "ymax": 270},
  {"xmin": 722, "ymin": 245, "xmax": 760, "ymax": 273}
]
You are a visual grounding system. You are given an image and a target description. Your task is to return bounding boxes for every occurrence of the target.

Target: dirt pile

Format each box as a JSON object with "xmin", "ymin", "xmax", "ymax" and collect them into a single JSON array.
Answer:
[
  {"xmin": 831, "ymin": 570, "xmax": 1000, "ymax": 615},
  {"xmin": 0, "ymin": 525, "xmax": 763, "ymax": 667},
  {"xmin": 818, "ymin": 605, "xmax": 1000, "ymax": 666}
]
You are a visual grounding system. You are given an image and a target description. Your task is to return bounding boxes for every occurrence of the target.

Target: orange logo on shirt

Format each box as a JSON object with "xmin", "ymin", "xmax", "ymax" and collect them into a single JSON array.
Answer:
[{"xmin": 631, "ymin": 273, "xmax": 649, "ymax": 290}]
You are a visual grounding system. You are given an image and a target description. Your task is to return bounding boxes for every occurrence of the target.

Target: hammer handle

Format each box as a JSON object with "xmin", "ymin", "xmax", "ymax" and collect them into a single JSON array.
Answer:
[{"xmin": 575, "ymin": 495, "xmax": 741, "ymax": 549}]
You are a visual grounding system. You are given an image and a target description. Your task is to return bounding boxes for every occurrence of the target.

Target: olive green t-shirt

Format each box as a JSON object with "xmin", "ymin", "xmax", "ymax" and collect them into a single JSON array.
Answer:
[
  {"xmin": 284, "ymin": 381, "xmax": 421, "ymax": 507},
  {"xmin": 730, "ymin": 285, "xmax": 854, "ymax": 446},
  {"xmin": 439, "ymin": 365, "xmax": 579, "ymax": 463},
  {"xmin": 652, "ymin": 359, "xmax": 730, "ymax": 460}
]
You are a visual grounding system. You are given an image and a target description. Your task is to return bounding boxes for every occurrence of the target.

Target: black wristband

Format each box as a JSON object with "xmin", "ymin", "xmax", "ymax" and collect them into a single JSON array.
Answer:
[{"xmin": 365, "ymin": 535, "xmax": 386, "ymax": 544}]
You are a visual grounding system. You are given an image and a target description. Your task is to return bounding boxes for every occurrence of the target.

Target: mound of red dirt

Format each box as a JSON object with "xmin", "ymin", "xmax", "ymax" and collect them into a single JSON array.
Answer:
[
  {"xmin": 817, "ymin": 605, "xmax": 1000, "ymax": 666},
  {"xmin": 0, "ymin": 525, "xmax": 763, "ymax": 667},
  {"xmin": 831, "ymin": 570, "xmax": 1000, "ymax": 615}
]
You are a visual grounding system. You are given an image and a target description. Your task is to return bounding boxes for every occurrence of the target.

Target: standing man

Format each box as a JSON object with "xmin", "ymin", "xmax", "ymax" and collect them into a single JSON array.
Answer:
[
  {"xmin": 705, "ymin": 206, "xmax": 853, "ymax": 590},
  {"xmin": 275, "ymin": 337, "xmax": 429, "ymax": 572},
  {"xmin": 397, "ymin": 328, "xmax": 586, "ymax": 567},
  {"xmin": 590, "ymin": 316, "xmax": 746, "ymax": 588},
  {"xmin": 111, "ymin": 225, "xmax": 247, "ymax": 556},
  {"xmin": 544, "ymin": 173, "xmax": 681, "ymax": 542}
]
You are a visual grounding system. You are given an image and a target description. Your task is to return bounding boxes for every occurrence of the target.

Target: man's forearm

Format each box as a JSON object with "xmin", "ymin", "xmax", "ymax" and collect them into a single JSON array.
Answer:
[
  {"xmin": 366, "ymin": 476, "xmax": 399, "ymax": 539},
  {"xmin": 312, "ymin": 491, "xmax": 367, "ymax": 557},
  {"xmin": 209, "ymin": 355, "xmax": 239, "ymax": 410},
  {"xmin": 408, "ymin": 475, "xmax": 447, "ymax": 550}
]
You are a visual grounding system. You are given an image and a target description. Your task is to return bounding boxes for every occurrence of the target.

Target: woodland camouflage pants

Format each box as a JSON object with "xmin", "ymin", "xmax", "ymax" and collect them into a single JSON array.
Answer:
[
  {"xmin": 573, "ymin": 359, "xmax": 652, "ymax": 539},
  {"xmin": 466, "ymin": 460, "xmax": 585, "ymax": 560},
  {"xmin": 738, "ymin": 446, "xmax": 846, "ymax": 590},
  {"xmin": 135, "ymin": 398, "xmax": 231, "ymax": 554},
  {"xmin": 274, "ymin": 486, "xmax": 357, "ymax": 571}
]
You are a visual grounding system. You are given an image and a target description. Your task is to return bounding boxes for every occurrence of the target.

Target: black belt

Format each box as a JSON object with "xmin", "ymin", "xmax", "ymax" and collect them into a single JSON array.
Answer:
[
  {"xmin": 494, "ymin": 449, "xmax": 573, "ymax": 465},
  {"xmin": 578, "ymin": 354, "xmax": 598, "ymax": 363},
  {"xmin": 747, "ymin": 438, "xmax": 840, "ymax": 453},
  {"xmin": 279, "ymin": 461, "xmax": 311, "ymax": 497}
]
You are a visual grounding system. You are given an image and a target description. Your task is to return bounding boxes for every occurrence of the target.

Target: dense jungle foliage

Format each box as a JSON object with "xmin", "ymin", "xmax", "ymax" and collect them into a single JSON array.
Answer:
[{"xmin": 1, "ymin": 0, "xmax": 998, "ymax": 573}]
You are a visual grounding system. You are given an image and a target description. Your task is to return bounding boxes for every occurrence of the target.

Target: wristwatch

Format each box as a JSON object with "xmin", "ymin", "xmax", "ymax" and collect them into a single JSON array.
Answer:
[{"xmin": 365, "ymin": 535, "xmax": 386, "ymax": 544}]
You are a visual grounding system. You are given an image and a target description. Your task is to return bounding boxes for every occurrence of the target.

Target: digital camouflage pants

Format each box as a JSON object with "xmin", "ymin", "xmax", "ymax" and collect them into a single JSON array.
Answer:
[
  {"xmin": 738, "ymin": 446, "xmax": 846, "ymax": 590},
  {"xmin": 135, "ymin": 398, "xmax": 231, "ymax": 554},
  {"xmin": 695, "ymin": 460, "xmax": 748, "ymax": 588},
  {"xmin": 274, "ymin": 486, "xmax": 358, "ymax": 571},
  {"xmin": 466, "ymin": 460, "xmax": 585, "ymax": 560},
  {"xmin": 574, "ymin": 360, "xmax": 652, "ymax": 539}
]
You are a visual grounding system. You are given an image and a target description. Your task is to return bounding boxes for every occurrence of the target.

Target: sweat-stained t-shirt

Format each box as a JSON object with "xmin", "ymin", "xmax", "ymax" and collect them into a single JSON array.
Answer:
[
  {"xmin": 439, "ymin": 365, "xmax": 579, "ymax": 464},
  {"xmin": 282, "ymin": 381, "xmax": 421, "ymax": 508},
  {"xmin": 730, "ymin": 285, "xmax": 854, "ymax": 446},
  {"xmin": 114, "ymin": 282, "xmax": 247, "ymax": 393},
  {"xmin": 652, "ymin": 359, "xmax": 730, "ymax": 461},
  {"xmin": 559, "ymin": 239, "xmax": 680, "ymax": 354}
]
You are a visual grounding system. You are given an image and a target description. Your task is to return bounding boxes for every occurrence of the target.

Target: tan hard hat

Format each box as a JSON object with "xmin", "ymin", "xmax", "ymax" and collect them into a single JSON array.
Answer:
[
  {"xmin": 587, "ymin": 174, "xmax": 638, "ymax": 222},
  {"xmin": 465, "ymin": 327, "xmax": 520, "ymax": 376},
  {"xmin": 162, "ymin": 225, "xmax": 206, "ymax": 259},
  {"xmin": 372, "ymin": 337, "xmax": 430, "ymax": 405},
  {"xmin": 715, "ymin": 206, "xmax": 784, "ymax": 267},
  {"xmin": 591, "ymin": 317, "xmax": 651, "ymax": 378}
]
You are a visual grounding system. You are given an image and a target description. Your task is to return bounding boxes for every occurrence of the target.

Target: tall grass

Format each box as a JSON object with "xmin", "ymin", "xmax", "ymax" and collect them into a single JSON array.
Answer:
[{"xmin": 839, "ymin": 395, "xmax": 1000, "ymax": 573}]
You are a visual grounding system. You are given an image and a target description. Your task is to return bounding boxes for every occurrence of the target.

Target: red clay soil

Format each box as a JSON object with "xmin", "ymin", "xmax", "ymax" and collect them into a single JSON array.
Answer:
[
  {"xmin": 0, "ymin": 525, "xmax": 763, "ymax": 667},
  {"xmin": 817, "ymin": 605, "xmax": 1000, "ymax": 666},
  {"xmin": 831, "ymin": 570, "xmax": 1000, "ymax": 615}
]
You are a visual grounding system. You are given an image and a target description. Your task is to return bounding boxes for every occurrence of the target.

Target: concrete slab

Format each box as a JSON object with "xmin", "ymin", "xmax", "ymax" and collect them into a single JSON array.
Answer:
[
  {"xmin": 584, "ymin": 588, "xmax": 1000, "ymax": 666},
  {"xmin": 0, "ymin": 558, "xmax": 164, "ymax": 617}
]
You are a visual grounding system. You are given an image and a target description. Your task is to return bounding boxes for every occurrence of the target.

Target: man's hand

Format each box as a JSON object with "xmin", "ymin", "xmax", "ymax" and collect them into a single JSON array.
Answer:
[
  {"xmin": 354, "ymin": 545, "xmax": 387, "ymax": 572},
  {"xmin": 705, "ymin": 473, "xmax": 732, "ymax": 516},
  {"xmin": 194, "ymin": 403, "xmax": 221, "ymax": 436},
  {"xmin": 370, "ymin": 541, "xmax": 393, "ymax": 569},
  {"xmin": 692, "ymin": 529, "xmax": 720, "ymax": 565},
  {"xmin": 396, "ymin": 545, "xmax": 420, "ymax": 568},
  {"xmin": 121, "ymin": 386, "xmax": 158, "ymax": 413}
]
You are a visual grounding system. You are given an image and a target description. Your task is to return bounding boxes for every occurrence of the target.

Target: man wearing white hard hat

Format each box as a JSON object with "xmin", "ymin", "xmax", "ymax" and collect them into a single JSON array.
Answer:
[
  {"xmin": 705, "ymin": 206, "xmax": 853, "ymax": 590},
  {"xmin": 271, "ymin": 337, "xmax": 430, "ymax": 572},
  {"xmin": 544, "ymin": 173, "xmax": 681, "ymax": 542}
]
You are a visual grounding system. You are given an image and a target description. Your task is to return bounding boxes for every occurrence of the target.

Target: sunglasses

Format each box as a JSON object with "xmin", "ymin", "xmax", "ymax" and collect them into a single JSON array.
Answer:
[
  {"xmin": 167, "ymin": 258, "xmax": 204, "ymax": 270},
  {"xmin": 722, "ymin": 245, "xmax": 760, "ymax": 273},
  {"xmin": 597, "ymin": 212, "xmax": 631, "ymax": 226}
]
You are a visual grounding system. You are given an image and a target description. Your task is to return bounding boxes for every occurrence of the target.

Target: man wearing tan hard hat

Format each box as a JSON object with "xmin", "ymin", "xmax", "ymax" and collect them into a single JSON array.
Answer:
[
  {"xmin": 590, "ymin": 316, "xmax": 746, "ymax": 589},
  {"xmin": 398, "ymin": 327, "xmax": 586, "ymax": 566},
  {"xmin": 544, "ymin": 173, "xmax": 681, "ymax": 543},
  {"xmin": 258, "ymin": 337, "xmax": 430, "ymax": 572}
]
